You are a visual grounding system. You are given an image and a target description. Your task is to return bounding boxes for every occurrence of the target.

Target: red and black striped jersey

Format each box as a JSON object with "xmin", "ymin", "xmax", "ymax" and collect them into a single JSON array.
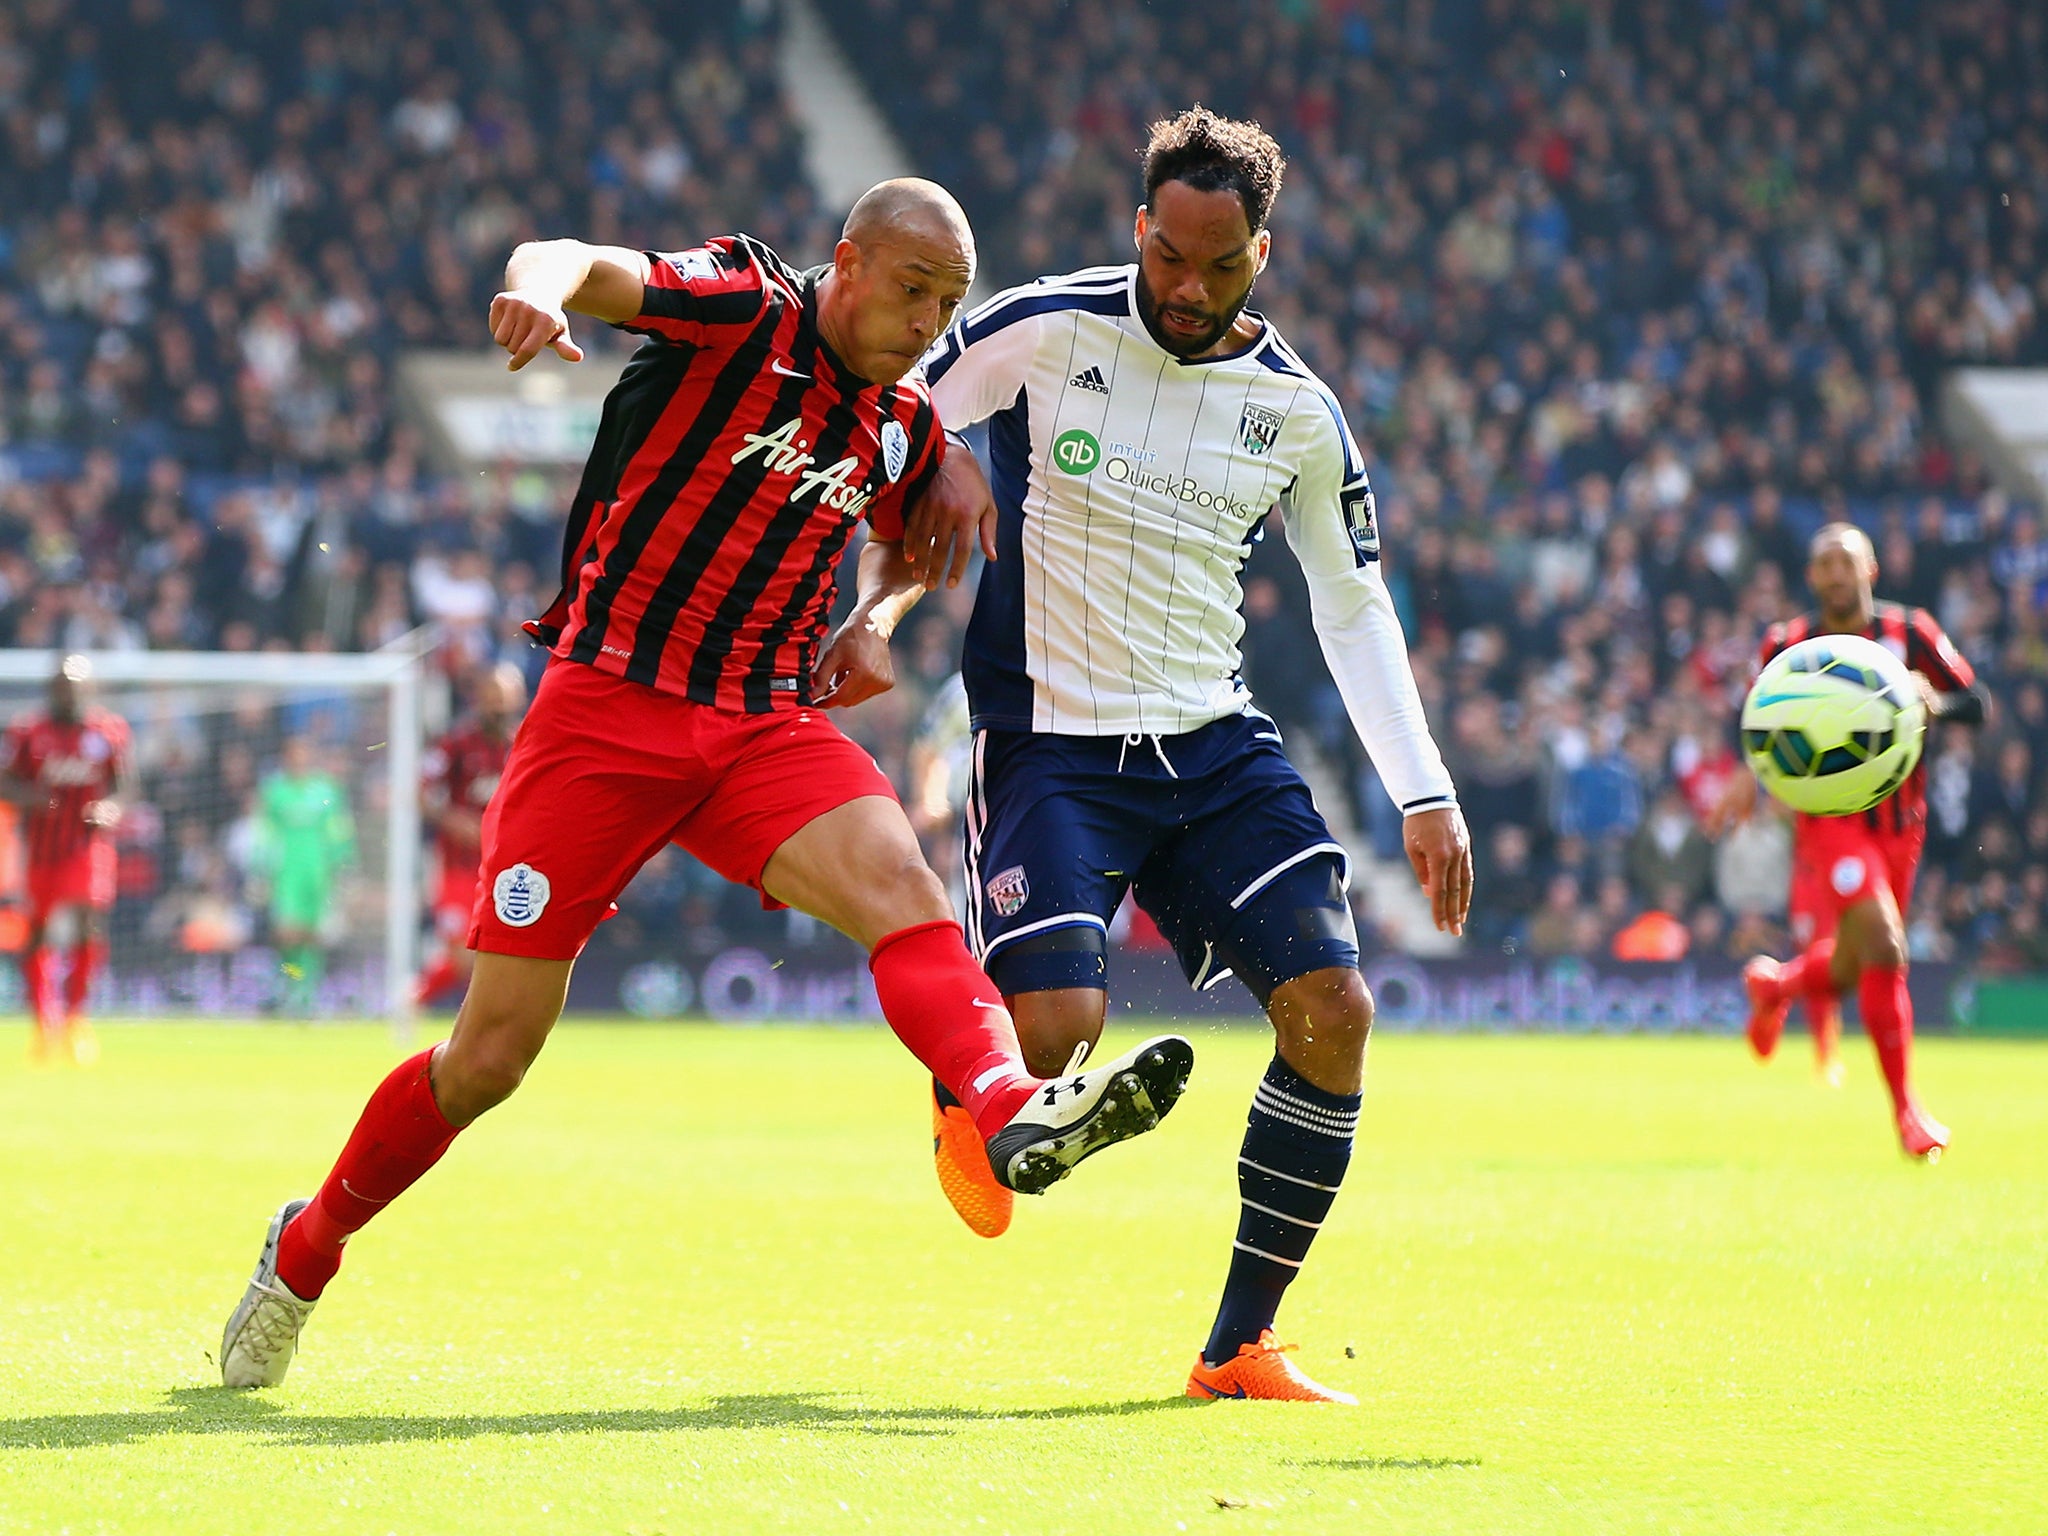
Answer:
[
  {"xmin": 527, "ymin": 235, "xmax": 945, "ymax": 713},
  {"xmin": 4, "ymin": 709, "xmax": 128, "ymax": 868},
  {"xmin": 1758, "ymin": 602, "xmax": 1977, "ymax": 832}
]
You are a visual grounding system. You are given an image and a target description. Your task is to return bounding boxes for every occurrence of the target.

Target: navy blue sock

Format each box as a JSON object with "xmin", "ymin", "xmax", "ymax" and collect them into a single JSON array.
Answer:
[{"xmin": 1203, "ymin": 1054, "xmax": 1360, "ymax": 1366}]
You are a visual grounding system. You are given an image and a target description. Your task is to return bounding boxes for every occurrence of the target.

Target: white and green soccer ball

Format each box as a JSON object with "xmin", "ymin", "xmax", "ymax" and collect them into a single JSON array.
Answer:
[{"xmin": 1740, "ymin": 633, "xmax": 1926, "ymax": 817}]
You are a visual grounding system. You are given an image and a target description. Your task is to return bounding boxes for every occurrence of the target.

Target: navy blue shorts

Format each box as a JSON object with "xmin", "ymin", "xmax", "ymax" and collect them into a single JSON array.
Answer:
[{"xmin": 964, "ymin": 711, "xmax": 1360, "ymax": 1005}]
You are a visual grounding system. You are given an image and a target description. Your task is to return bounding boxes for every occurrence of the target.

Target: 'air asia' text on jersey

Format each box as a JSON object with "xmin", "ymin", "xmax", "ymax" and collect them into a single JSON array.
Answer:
[
  {"xmin": 1759, "ymin": 602, "xmax": 1975, "ymax": 833},
  {"xmin": 527, "ymin": 236, "xmax": 943, "ymax": 713}
]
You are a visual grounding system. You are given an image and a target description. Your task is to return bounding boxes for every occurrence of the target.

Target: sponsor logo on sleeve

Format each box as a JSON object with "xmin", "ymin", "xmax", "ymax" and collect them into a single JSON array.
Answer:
[
  {"xmin": 1342, "ymin": 484, "xmax": 1379, "ymax": 564},
  {"xmin": 668, "ymin": 249, "xmax": 720, "ymax": 283}
]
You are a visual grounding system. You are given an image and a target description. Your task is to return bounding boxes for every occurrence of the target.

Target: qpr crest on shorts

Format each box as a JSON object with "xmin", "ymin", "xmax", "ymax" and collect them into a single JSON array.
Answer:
[
  {"xmin": 493, "ymin": 862, "xmax": 551, "ymax": 927},
  {"xmin": 985, "ymin": 865, "xmax": 1030, "ymax": 918},
  {"xmin": 1238, "ymin": 402, "xmax": 1284, "ymax": 457},
  {"xmin": 880, "ymin": 419, "xmax": 910, "ymax": 482}
]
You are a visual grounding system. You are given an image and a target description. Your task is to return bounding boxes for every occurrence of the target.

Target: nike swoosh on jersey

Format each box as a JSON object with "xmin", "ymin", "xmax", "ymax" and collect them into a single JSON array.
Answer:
[{"xmin": 770, "ymin": 359, "xmax": 811, "ymax": 378}]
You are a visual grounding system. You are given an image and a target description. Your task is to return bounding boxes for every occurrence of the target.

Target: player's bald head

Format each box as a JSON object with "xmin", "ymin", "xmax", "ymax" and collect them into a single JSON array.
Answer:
[
  {"xmin": 50, "ymin": 653, "xmax": 90, "ymax": 719},
  {"xmin": 842, "ymin": 178, "xmax": 974, "ymax": 265},
  {"xmin": 1810, "ymin": 522, "xmax": 1876, "ymax": 565},
  {"xmin": 818, "ymin": 178, "xmax": 974, "ymax": 384}
]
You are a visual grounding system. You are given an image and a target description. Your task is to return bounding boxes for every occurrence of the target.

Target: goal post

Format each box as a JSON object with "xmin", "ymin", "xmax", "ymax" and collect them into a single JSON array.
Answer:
[{"xmin": 0, "ymin": 636, "xmax": 433, "ymax": 1029}]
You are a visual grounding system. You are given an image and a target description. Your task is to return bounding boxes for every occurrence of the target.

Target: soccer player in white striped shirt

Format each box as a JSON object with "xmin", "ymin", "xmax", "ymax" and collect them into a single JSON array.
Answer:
[{"xmin": 881, "ymin": 109, "xmax": 1471, "ymax": 1401}]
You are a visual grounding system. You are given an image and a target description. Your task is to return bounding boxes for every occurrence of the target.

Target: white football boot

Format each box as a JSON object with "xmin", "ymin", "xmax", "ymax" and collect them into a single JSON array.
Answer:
[
  {"xmin": 220, "ymin": 1198, "xmax": 318, "ymax": 1389},
  {"xmin": 986, "ymin": 1035, "xmax": 1195, "ymax": 1194}
]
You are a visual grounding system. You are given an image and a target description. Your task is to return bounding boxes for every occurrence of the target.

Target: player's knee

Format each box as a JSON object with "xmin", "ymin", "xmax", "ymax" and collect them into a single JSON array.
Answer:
[
  {"xmin": 1859, "ymin": 922, "xmax": 1908, "ymax": 972},
  {"xmin": 1272, "ymin": 967, "xmax": 1373, "ymax": 1062},
  {"xmin": 872, "ymin": 855, "xmax": 953, "ymax": 931},
  {"xmin": 436, "ymin": 1034, "xmax": 534, "ymax": 1121}
]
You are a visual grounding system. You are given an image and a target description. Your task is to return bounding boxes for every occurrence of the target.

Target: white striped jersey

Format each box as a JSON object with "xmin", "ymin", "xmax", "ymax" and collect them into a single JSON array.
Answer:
[{"xmin": 922, "ymin": 264, "xmax": 1457, "ymax": 815}]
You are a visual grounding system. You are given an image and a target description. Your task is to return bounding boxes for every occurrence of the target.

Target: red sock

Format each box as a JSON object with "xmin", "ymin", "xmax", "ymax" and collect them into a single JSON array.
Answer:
[
  {"xmin": 21, "ymin": 947, "xmax": 54, "ymax": 1032},
  {"xmin": 1857, "ymin": 964, "xmax": 1914, "ymax": 1116},
  {"xmin": 869, "ymin": 921, "xmax": 1037, "ymax": 1140},
  {"xmin": 62, "ymin": 939, "xmax": 105, "ymax": 1018},
  {"xmin": 414, "ymin": 956, "xmax": 462, "ymax": 1005},
  {"xmin": 1765, "ymin": 936, "xmax": 1836, "ymax": 1006},
  {"xmin": 275, "ymin": 1048, "xmax": 461, "ymax": 1298}
]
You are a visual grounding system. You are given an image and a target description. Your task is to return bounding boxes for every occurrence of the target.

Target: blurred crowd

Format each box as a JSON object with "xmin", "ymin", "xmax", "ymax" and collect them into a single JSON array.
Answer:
[
  {"xmin": 818, "ymin": 0, "xmax": 2048, "ymax": 970},
  {"xmin": 2, "ymin": 0, "xmax": 2045, "ymax": 972}
]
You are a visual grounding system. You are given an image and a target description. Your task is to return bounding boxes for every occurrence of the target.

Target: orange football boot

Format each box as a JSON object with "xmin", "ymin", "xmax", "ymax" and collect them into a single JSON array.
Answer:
[
  {"xmin": 1742, "ymin": 957, "xmax": 1789, "ymax": 1061},
  {"xmin": 1186, "ymin": 1331, "xmax": 1358, "ymax": 1405},
  {"xmin": 931, "ymin": 1082, "xmax": 1013, "ymax": 1238}
]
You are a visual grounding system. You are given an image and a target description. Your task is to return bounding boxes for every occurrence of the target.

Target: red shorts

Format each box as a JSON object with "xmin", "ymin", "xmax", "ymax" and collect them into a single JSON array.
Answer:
[
  {"xmin": 27, "ymin": 843, "xmax": 115, "ymax": 920},
  {"xmin": 434, "ymin": 860, "xmax": 480, "ymax": 941},
  {"xmin": 468, "ymin": 659, "xmax": 898, "ymax": 960},
  {"xmin": 1789, "ymin": 815, "xmax": 1924, "ymax": 944}
]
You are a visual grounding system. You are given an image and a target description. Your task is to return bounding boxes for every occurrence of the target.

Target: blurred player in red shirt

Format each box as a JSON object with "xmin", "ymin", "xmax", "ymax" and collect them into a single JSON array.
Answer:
[
  {"xmin": 2, "ymin": 656, "xmax": 129, "ymax": 1066},
  {"xmin": 1713, "ymin": 525, "xmax": 1988, "ymax": 1159},
  {"xmin": 414, "ymin": 663, "xmax": 526, "ymax": 1006}
]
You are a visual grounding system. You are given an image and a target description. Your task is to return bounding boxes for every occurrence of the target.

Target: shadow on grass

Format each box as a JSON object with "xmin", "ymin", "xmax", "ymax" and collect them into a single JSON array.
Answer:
[
  {"xmin": 1, "ymin": 1386, "xmax": 1197, "ymax": 1451},
  {"xmin": 1296, "ymin": 1455, "xmax": 1483, "ymax": 1472}
]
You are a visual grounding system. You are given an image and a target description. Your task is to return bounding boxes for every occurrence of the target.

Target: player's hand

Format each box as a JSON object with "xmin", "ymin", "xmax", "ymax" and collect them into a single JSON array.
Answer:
[
  {"xmin": 1910, "ymin": 669, "xmax": 1942, "ymax": 711},
  {"xmin": 83, "ymin": 798, "xmax": 122, "ymax": 830},
  {"xmin": 1701, "ymin": 770, "xmax": 1756, "ymax": 839},
  {"xmin": 811, "ymin": 615, "xmax": 895, "ymax": 708},
  {"xmin": 489, "ymin": 291, "xmax": 585, "ymax": 371},
  {"xmin": 1404, "ymin": 806, "xmax": 1472, "ymax": 937},
  {"xmin": 903, "ymin": 445, "xmax": 997, "ymax": 590}
]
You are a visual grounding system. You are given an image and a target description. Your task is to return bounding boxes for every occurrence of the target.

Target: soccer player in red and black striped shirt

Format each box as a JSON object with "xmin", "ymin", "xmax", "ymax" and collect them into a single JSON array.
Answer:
[
  {"xmin": 1717, "ymin": 524, "xmax": 1988, "ymax": 1159},
  {"xmin": 2, "ymin": 655, "xmax": 127, "ymax": 1066},
  {"xmin": 219, "ymin": 181, "xmax": 1195, "ymax": 1390}
]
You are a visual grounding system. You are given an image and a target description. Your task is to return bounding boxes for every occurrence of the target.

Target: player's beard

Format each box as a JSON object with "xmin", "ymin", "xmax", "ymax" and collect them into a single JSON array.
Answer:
[{"xmin": 1135, "ymin": 269, "xmax": 1253, "ymax": 359}]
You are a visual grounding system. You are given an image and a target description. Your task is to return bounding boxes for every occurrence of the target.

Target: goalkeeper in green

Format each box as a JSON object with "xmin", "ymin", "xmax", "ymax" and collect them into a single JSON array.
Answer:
[{"xmin": 258, "ymin": 737, "xmax": 355, "ymax": 1015}]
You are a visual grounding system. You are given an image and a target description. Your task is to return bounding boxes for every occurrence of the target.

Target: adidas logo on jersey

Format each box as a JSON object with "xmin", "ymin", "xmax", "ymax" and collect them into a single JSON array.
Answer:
[{"xmin": 1069, "ymin": 365, "xmax": 1109, "ymax": 394}]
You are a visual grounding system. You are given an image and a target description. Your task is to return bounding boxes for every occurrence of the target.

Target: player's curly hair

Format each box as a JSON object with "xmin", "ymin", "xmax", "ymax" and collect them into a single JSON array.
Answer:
[{"xmin": 1141, "ymin": 107, "xmax": 1287, "ymax": 232}]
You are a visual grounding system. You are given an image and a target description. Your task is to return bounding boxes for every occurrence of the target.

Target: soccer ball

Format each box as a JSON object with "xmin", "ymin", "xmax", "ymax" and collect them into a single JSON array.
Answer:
[{"xmin": 1740, "ymin": 633, "xmax": 1926, "ymax": 816}]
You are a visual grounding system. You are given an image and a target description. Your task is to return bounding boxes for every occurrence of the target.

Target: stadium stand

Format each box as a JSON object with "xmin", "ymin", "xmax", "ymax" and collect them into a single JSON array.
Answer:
[{"xmin": 1, "ymin": 0, "xmax": 2044, "ymax": 974}]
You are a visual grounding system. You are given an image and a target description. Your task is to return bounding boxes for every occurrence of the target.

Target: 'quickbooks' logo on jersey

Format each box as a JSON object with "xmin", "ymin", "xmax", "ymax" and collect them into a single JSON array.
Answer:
[
  {"xmin": 1051, "ymin": 429, "xmax": 1101, "ymax": 474},
  {"xmin": 1103, "ymin": 457, "xmax": 1258, "ymax": 518}
]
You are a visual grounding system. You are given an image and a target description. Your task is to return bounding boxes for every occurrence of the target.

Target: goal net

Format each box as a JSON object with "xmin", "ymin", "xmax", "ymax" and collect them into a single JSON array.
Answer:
[{"xmin": 0, "ymin": 644, "xmax": 428, "ymax": 1024}]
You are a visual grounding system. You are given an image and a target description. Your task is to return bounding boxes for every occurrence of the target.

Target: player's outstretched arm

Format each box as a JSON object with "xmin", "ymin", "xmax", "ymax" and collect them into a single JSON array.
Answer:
[
  {"xmin": 813, "ymin": 539, "xmax": 925, "ymax": 708},
  {"xmin": 490, "ymin": 240, "xmax": 651, "ymax": 370},
  {"xmin": 903, "ymin": 432, "xmax": 999, "ymax": 590}
]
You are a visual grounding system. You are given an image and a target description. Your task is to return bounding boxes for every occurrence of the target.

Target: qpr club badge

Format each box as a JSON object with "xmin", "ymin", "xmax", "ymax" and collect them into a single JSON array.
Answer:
[
  {"xmin": 1238, "ymin": 402, "xmax": 1283, "ymax": 457},
  {"xmin": 985, "ymin": 865, "xmax": 1030, "ymax": 918},
  {"xmin": 493, "ymin": 862, "xmax": 551, "ymax": 927},
  {"xmin": 880, "ymin": 419, "xmax": 910, "ymax": 482}
]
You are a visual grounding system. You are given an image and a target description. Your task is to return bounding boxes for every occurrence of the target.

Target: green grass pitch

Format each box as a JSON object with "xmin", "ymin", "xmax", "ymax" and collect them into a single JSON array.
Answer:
[{"xmin": 2, "ymin": 1022, "xmax": 2045, "ymax": 1535}]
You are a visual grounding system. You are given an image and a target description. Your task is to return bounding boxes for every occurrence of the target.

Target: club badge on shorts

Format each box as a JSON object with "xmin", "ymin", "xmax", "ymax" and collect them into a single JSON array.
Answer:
[
  {"xmin": 1830, "ymin": 857, "xmax": 1867, "ymax": 898},
  {"xmin": 494, "ymin": 862, "xmax": 551, "ymax": 927},
  {"xmin": 985, "ymin": 865, "xmax": 1030, "ymax": 918}
]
